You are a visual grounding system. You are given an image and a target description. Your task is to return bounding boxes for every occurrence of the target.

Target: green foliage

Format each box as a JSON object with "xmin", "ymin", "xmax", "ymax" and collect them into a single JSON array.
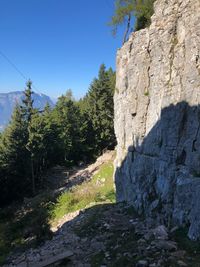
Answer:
[
  {"xmin": 0, "ymin": 105, "xmax": 30, "ymax": 204},
  {"xmin": 109, "ymin": 0, "xmax": 155, "ymax": 43},
  {"xmin": 173, "ymin": 227, "xmax": 200, "ymax": 254},
  {"xmin": 85, "ymin": 64, "xmax": 116, "ymax": 155},
  {"xmin": 0, "ymin": 64, "xmax": 116, "ymax": 206},
  {"xmin": 109, "ymin": 0, "xmax": 133, "ymax": 33},
  {"xmin": 0, "ymin": 193, "xmax": 53, "ymax": 264},
  {"xmin": 134, "ymin": 0, "xmax": 155, "ymax": 30},
  {"xmin": 21, "ymin": 80, "xmax": 35, "ymax": 123},
  {"xmin": 0, "ymin": 157, "xmax": 115, "ymax": 264},
  {"xmin": 172, "ymin": 227, "xmax": 200, "ymax": 266},
  {"xmin": 52, "ymin": 91, "xmax": 82, "ymax": 163},
  {"xmin": 50, "ymin": 161, "xmax": 115, "ymax": 225},
  {"xmin": 0, "ymin": 81, "xmax": 59, "ymax": 204}
]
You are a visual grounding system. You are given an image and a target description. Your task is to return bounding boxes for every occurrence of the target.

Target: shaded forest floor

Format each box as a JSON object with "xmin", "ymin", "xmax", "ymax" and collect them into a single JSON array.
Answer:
[
  {"xmin": 0, "ymin": 151, "xmax": 115, "ymax": 265},
  {"xmin": 1, "ymin": 151, "xmax": 200, "ymax": 267}
]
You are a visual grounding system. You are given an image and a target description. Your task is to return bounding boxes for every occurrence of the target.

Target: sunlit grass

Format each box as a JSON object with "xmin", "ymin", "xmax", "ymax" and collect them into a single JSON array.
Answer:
[
  {"xmin": 0, "ymin": 160, "xmax": 115, "ymax": 264},
  {"xmin": 49, "ymin": 161, "xmax": 115, "ymax": 225}
]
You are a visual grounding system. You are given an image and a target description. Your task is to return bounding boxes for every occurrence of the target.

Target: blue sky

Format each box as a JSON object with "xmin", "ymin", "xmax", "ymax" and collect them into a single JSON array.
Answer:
[{"xmin": 0, "ymin": 0, "xmax": 124, "ymax": 99}]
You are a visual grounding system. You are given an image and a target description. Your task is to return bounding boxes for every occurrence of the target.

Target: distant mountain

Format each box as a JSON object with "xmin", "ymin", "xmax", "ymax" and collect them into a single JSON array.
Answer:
[{"xmin": 0, "ymin": 91, "xmax": 54, "ymax": 131}]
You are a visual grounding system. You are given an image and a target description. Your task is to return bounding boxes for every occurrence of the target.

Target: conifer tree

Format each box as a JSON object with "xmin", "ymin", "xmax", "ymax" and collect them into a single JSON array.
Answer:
[
  {"xmin": 77, "ymin": 97, "xmax": 96, "ymax": 160},
  {"xmin": 21, "ymin": 80, "xmax": 34, "ymax": 122},
  {"xmin": 0, "ymin": 105, "xmax": 29, "ymax": 204},
  {"xmin": 53, "ymin": 90, "xmax": 82, "ymax": 163},
  {"xmin": 41, "ymin": 103, "xmax": 61, "ymax": 167},
  {"xmin": 86, "ymin": 64, "xmax": 116, "ymax": 154},
  {"xmin": 109, "ymin": 0, "xmax": 155, "ymax": 43},
  {"xmin": 21, "ymin": 80, "xmax": 37, "ymax": 195},
  {"xmin": 0, "ymin": 66, "xmax": 117, "ymax": 205}
]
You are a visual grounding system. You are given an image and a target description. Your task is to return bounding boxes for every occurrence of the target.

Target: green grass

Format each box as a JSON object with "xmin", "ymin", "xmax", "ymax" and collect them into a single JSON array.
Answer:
[
  {"xmin": 173, "ymin": 227, "xmax": 200, "ymax": 254},
  {"xmin": 172, "ymin": 227, "xmax": 200, "ymax": 266},
  {"xmin": 0, "ymin": 160, "xmax": 115, "ymax": 264},
  {"xmin": 90, "ymin": 251, "xmax": 105, "ymax": 267},
  {"xmin": 49, "ymin": 161, "xmax": 115, "ymax": 225},
  {"xmin": 0, "ymin": 193, "xmax": 54, "ymax": 265}
]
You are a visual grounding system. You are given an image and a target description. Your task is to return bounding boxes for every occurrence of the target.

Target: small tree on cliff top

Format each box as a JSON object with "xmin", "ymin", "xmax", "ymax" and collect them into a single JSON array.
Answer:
[{"xmin": 109, "ymin": 0, "xmax": 155, "ymax": 44}]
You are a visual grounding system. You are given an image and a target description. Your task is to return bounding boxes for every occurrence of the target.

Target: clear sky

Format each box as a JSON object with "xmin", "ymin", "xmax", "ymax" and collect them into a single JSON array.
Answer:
[{"xmin": 0, "ymin": 0, "xmax": 124, "ymax": 99}]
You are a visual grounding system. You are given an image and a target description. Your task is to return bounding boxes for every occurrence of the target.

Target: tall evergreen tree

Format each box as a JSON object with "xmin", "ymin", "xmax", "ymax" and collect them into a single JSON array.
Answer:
[
  {"xmin": 21, "ymin": 80, "xmax": 34, "ymax": 122},
  {"xmin": 86, "ymin": 64, "xmax": 116, "ymax": 154},
  {"xmin": 0, "ymin": 105, "xmax": 29, "ymax": 204},
  {"xmin": 21, "ymin": 80, "xmax": 37, "ymax": 195},
  {"xmin": 77, "ymin": 97, "xmax": 96, "ymax": 160},
  {"xmin": 53, "ymin": 91, "xmax": 82, "ymax": 164},
  {"xmin": 41, "ymin": 103, "xmax": 61, "ymax": 167}
]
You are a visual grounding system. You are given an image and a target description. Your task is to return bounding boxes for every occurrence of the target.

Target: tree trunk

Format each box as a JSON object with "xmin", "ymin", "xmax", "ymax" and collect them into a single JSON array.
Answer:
[
  {"xmin": 123, "ymin": 13, "xmax": 131, "ymax": 44},
  {"xmin": 31, "ymin": 156, "xmax": 35, "ymax": 196}
]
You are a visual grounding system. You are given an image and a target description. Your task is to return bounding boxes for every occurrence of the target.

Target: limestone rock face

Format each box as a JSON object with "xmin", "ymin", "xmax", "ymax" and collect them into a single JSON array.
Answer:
[{"xmin": 114, "ymin": 0, "xmax": 200, "ymax": 239}]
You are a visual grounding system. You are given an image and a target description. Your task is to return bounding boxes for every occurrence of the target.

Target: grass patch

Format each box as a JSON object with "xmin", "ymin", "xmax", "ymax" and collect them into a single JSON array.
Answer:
[
  {"xmin": 173, "ymin": 227, "xmax": 200, "ymax": 254},
  {"xmin": 172, "ymin": 227, "xmax": 200, "ymax": 266},
  {"xmin": 90, "ymin": 251, "xmax": 105, "ymax": 267},
  {"xmin": 0, "ymin": 193, "xmax": 54, "ymax": 264},
  {"xmin": 49, "ymin": 161, "xmax": 115, "ymax": 225},
  {"xmin": 0, "ymin": 159, "xmax": 115, "ymax": 264}
]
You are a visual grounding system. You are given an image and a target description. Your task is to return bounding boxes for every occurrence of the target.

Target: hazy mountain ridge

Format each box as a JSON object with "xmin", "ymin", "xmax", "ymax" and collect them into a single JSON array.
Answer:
[{"xmin": 0, "ymin": 91, "xmax": 54, "ymax": 131}]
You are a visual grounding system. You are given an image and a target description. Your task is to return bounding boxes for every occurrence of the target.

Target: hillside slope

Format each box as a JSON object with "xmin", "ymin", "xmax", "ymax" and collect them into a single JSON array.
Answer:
[{"xmin": 3, "ymin": 152, "xmax": 200, "ymax": 266}]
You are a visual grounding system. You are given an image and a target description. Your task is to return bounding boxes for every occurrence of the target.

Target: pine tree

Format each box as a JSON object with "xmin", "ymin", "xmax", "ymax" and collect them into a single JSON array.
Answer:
[
  {"xmin": 0, "ymin": 65, "xmax": 117, "ymax": 205},
  {"xmin": 21, "ymin": 80, "xmax": 37, "ymax": 195},
  {"xmin": 30, "ymin": 103, "xmax": 61, "ymax": 174},
  {"xmin": 41, "ymin": 103, "xmax": 61, "ymax": 167},
  {"xmin": 0, "ymin": 105, "xmax": 29, "ymax": 204},
  {"xmin": 21, "ymin": 80, "xmax": 34, "ymax": 122},
  {"xmin": 77, "ymin": 97, "xmax": 96, "ymax": 160},
  {"xmin": 53, "ymin": 91, "xmax": 82, "ymax": 164},
  {"xmin": 86, "ymin": 64, "xmax": 116, "ymax": 154}
]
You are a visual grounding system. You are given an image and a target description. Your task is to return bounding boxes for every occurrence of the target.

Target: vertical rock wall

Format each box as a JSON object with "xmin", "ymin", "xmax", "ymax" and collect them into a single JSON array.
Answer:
[{"xmin": 114, "ymin": 0, "xmax": 200, "ymax": 239}]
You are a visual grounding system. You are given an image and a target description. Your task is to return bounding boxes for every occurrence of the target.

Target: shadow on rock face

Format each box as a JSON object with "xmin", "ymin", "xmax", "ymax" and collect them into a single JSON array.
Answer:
[{"xmin": 114, "ymin": 101, "xmax": 200, "ymax": 240}]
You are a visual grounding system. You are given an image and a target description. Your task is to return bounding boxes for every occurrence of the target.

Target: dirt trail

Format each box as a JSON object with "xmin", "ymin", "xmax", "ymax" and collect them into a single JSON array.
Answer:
[
  {"xmin": 3, "ymin": 151, "xmax": 200, "ymax": 267},
  {"xmin": 44, "ymin": 150, "xmax": 115, "ymax": 193},
  {"xmin": 4, "ymin": 202, "xmax": 198, "ymax": 267}
]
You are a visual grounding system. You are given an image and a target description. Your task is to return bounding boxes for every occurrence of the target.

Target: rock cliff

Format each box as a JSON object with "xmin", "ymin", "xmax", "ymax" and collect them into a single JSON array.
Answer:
[{"xmin": 114, "ymin": 0, "xmax": 200, "ymax": 239}]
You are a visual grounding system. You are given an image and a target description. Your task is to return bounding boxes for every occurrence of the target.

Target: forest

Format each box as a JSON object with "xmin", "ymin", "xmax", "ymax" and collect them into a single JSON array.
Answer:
[
  {"xmin": 0, "ymin": 0, "xmax": 156, "ymax": 207},
  {"xmin": 1, "ymin": 0, "xmax": 200, "ymax": 266},
  {"xmin": 0, "ymin": 64, "xmax": 116, "ymax": 206}
]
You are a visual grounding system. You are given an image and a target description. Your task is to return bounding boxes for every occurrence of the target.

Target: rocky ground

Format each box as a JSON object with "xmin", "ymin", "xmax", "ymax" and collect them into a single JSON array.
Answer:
[
  {"xmin": 3, "ymin": 202, "xmax": 200, "ymax": 267},
  {"xmin": 2, "ymin": 151, "xmax": 200, "ymax": 267}
]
